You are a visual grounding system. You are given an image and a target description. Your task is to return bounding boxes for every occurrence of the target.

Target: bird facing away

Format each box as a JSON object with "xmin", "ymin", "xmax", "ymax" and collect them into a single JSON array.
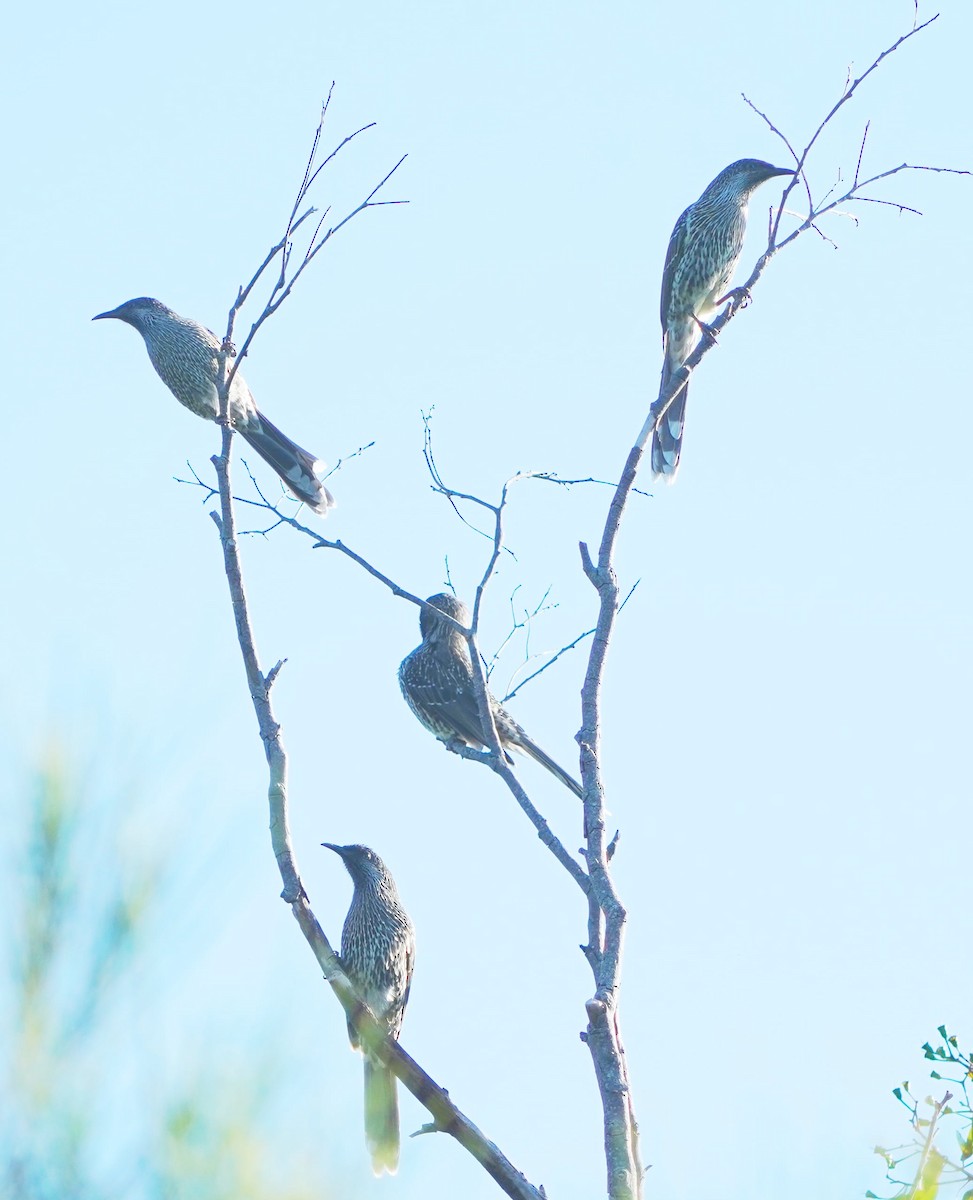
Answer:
[
  {"xmin": 651, "ymin": 158, "xmax": 793, "ymax": 479},
  {"xmin": 398, "ymin": 593, "xmax": 583, "ymax": 799},
  {"xmin": 322, "ymin": 842, "xmax": 416, "ymax": 1176},
  {"xmin": 93, "ymin": 297, "xmax": 335, "ymax": 514}
]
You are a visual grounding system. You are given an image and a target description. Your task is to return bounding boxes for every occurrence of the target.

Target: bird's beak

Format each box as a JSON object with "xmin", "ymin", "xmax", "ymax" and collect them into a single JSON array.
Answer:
[
  {"xmin": 321, "ymin": 842, "xmax": 345, "ymax": 856},
  {"xmin": 92, "ymin": 305, "xmax": 122, "ymax": 322}
]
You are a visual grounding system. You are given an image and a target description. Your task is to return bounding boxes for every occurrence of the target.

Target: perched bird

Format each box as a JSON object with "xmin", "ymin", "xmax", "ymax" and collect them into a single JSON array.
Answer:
[
  {"xmin": 93, "ymin": 296, "xmax": 334, "ymax": 514},
  {"xmin": 399, "ymin": 593, "xmax": 583, "ymax": 798},
  {"xmin": 651, "ymin": 158, "xmax": 793, "ymax": 479},
  {"xmin": 323, "ymin": 842, "xmax": 415, "ymax": 1176}
]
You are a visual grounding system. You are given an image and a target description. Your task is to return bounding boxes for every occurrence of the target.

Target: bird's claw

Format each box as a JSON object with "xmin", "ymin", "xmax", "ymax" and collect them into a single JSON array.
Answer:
[{"xmin": 717, "ymin": 286, "xmax": 753, "ymax": 315}]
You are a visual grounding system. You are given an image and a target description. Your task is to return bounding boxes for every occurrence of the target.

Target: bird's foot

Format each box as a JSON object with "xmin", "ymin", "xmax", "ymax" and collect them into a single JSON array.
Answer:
[
  {"xmin": 716, "ymin": 286, "xmax": 752, "ymax": 315},
  {"xmin": 444, "ymin": 736, "xmax": 494, "ymax": 767},
  {"xmin": 221, "ymin": 336, "xmax": 238, "ymax": 357}
]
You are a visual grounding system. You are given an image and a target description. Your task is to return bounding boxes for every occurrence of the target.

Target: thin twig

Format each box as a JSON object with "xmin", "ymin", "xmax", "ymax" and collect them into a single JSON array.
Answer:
[
  {"xmin": 502, "ymin": 582, "xmax": 639, "ymax": 703},
  {"xmin": 855, "ymin": 120, "xmax": 871, "ymax": 187},
  {"xmin": 530, "ymin": 472, "xmax": 655, "ymax": 500},
  {"xmin": 228, "ymin": 151, "xmax": 408, "ymax": 390},
  {"xmin": 772, "ymin": 12, "xmax": 940, "ymax": 246},
  {"xmin": 222, "ymin": 101, "xmax": 407, "ymax": 393}
]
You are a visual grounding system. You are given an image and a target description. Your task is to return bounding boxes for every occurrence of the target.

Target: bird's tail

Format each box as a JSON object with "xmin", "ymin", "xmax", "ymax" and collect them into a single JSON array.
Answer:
[
  {"xmin": 517, "ymin": 735, "xmax": 583, "ymax": 799},
  {"xmin": 238, "ymin": 409, "xmax": 336, "ymax": 515},
  {"xmin": 363, "ymin": 1054, "xmax": 400, "ymax": 1176},
  {"xmin": 650, "ymin": 361, "xmax": 689, "ymax": 481}
]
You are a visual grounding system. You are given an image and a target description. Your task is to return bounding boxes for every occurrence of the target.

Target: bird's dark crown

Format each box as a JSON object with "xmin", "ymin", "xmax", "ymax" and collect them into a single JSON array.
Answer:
[
  {"xmin": 419, "ymin": 592, "xmax": 470, "ymax": 640},
  {"xmin": 322, "ymin": 842, "xmax": 387, "ymax": 880},
  {"xmin": 92, "ymin": 296, "xmax": 175, "ymax": 327},
  {"xmin": 712, "ymin": 158, "xmax": 793, "ymax": 191}
]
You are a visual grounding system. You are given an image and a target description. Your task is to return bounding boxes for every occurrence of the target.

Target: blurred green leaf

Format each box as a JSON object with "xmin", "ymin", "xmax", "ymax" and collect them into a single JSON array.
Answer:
[
  {"xmin": 2, "ymin": 754, "xmax": 349, "ymax": 1200},
  {"xmin": 911, "ymin": 1147, "xmax": 945, "ymax": 1200}
]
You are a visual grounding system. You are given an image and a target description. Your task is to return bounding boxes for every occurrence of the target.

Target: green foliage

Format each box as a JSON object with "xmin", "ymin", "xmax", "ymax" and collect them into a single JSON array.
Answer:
[
  {"xmin": 1, "ymin": 747, "xmax": 349, "ymax": 1200},
  {"xmin": 158, "ymin": 1087, "xmax": 331, "ymax": 1200},
  {"xmin": 871, "ymin": 1028, "xmax": 973, "ymax": 1200}
]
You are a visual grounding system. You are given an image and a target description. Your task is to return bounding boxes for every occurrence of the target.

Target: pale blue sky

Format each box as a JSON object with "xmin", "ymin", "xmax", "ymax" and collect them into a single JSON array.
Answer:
[{"xmin": 2, "ymin": 0, "xmax": 972, "ymax": 1196}]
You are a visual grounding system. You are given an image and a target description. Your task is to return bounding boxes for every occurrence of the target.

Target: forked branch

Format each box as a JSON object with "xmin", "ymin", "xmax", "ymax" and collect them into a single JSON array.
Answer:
[
  {"xmin": 200, "ymin": 108, "xmax": 549, "ymax": 1198},
  {"xmin": 206, "ymin": 406, "xmax": 545, "ymax": 1200},
  {"xmin": 575, "ymin": 12, "xmax": 969, "ymax": 1199}
]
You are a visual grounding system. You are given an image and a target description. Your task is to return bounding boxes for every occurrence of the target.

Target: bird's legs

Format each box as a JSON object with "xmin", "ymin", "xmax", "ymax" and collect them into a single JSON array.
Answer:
[
  {"xmin": 691, "ymin": 314, "xmax": 722, "ymax": 346},
  {"xmin": 691, "ymin": 286, "xmax": 754, "ymax": 348}
]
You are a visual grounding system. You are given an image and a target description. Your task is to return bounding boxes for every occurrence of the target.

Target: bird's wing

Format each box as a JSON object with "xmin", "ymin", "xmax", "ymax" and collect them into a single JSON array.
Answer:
[
  {"xmin": 397, "ymin": 940, "xmax": 415, "ymax": 1029},
  {"xmin": 660, "ymin": 205, "xmax": 692, "ymax": 331},
  {"xmin": 408, "ymin": 666, "xmax": 491, "ymax": 750}
]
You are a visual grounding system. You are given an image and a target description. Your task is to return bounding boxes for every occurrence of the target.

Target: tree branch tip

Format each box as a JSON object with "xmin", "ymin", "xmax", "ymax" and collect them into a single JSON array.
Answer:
[
  {"xmin": 411, "ymin": 1121, "xmax": 440, "ymax": 1139},
  {"xmin": 264, "ymin": 659, "xmax": 288, "ymax": 689}
]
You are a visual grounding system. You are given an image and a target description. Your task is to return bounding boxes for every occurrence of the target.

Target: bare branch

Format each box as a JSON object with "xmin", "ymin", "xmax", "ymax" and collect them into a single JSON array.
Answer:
[
  {"xmin": 740, "ymin": 91, "xmax": 809, "ymax": 207},
  {"xmin": 855, "ymin": 195, "xmax": 923, "ymax": 216},
  {"xmin": 200, "ymin": 395, "xmax": 636, "ymax": 1187},
  {"xmin": 227, "ymin": 148, "xmax": 408, "ymax": 388},
  {"xmin": 190, "ymin": 21, "xmax": 968, "ymax": 1191},
  {"xmin": 422, "ymin": 409, "xmax": 524, "ymax": 553},
  {"xmin": 769, "ymin": 11, "xmax": 941, "ymax": 244},
  {"xmin": 442, "ymin": 740, "xmax": 589, "ymax": 892},
  {"xmin": 502, "ymin": 581, "xmax": 639, "ymax": 703},
  {"xmin": 183, "ymin": 108, "xmax": 561, "ymax": 1196},
  {"xmin": 485, "ymin": 584, "xmax": 534, "ymax": 678},
  {"xmin": 582, "ymin": 17, "xmax": 969, "ymax": 1195},
  {"xmin": 218, "ymin": 101, "xmax": 407, "ymax": 395},
  {"xmin": 265, "ymin": 659, "xmax": 287, "ymax": 691},
  {"xmin": 528, "ymin": 471, "xmax": 654, "ymax": 500},
  {"xmin": 556, "ymin": 434, "xmax": 642, "ymax": 1200},
  {"xmin": 854, "ymin": 120, "xmax": 870, "ymax": 187},
  {"xmin": 174, "ymin": 460, "xmax": 219, "ymax": 504},
  {"xmin": 208, "ymin": 338, "xmax": 547, "ymax": 1198},
  {"xmin": 503, "ymin": 627, "xmax": 595, "ymax": 702}
]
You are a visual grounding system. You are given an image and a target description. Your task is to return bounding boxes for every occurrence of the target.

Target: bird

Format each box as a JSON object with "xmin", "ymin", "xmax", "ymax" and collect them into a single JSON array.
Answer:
[
  {"xmin": 93, "ymin": 296, "xmax": 335, "ymax": 514},
  {"xmin": 651, "ymin": 158, "xmax": 793, "ymax": 479},
  {"xmin": 322, "ymin": 842, "xmax": 416, "ymax": 1176},
  {"xmin": 398, "ymin": 592, "xmax": 583, "ymax": 799}
]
